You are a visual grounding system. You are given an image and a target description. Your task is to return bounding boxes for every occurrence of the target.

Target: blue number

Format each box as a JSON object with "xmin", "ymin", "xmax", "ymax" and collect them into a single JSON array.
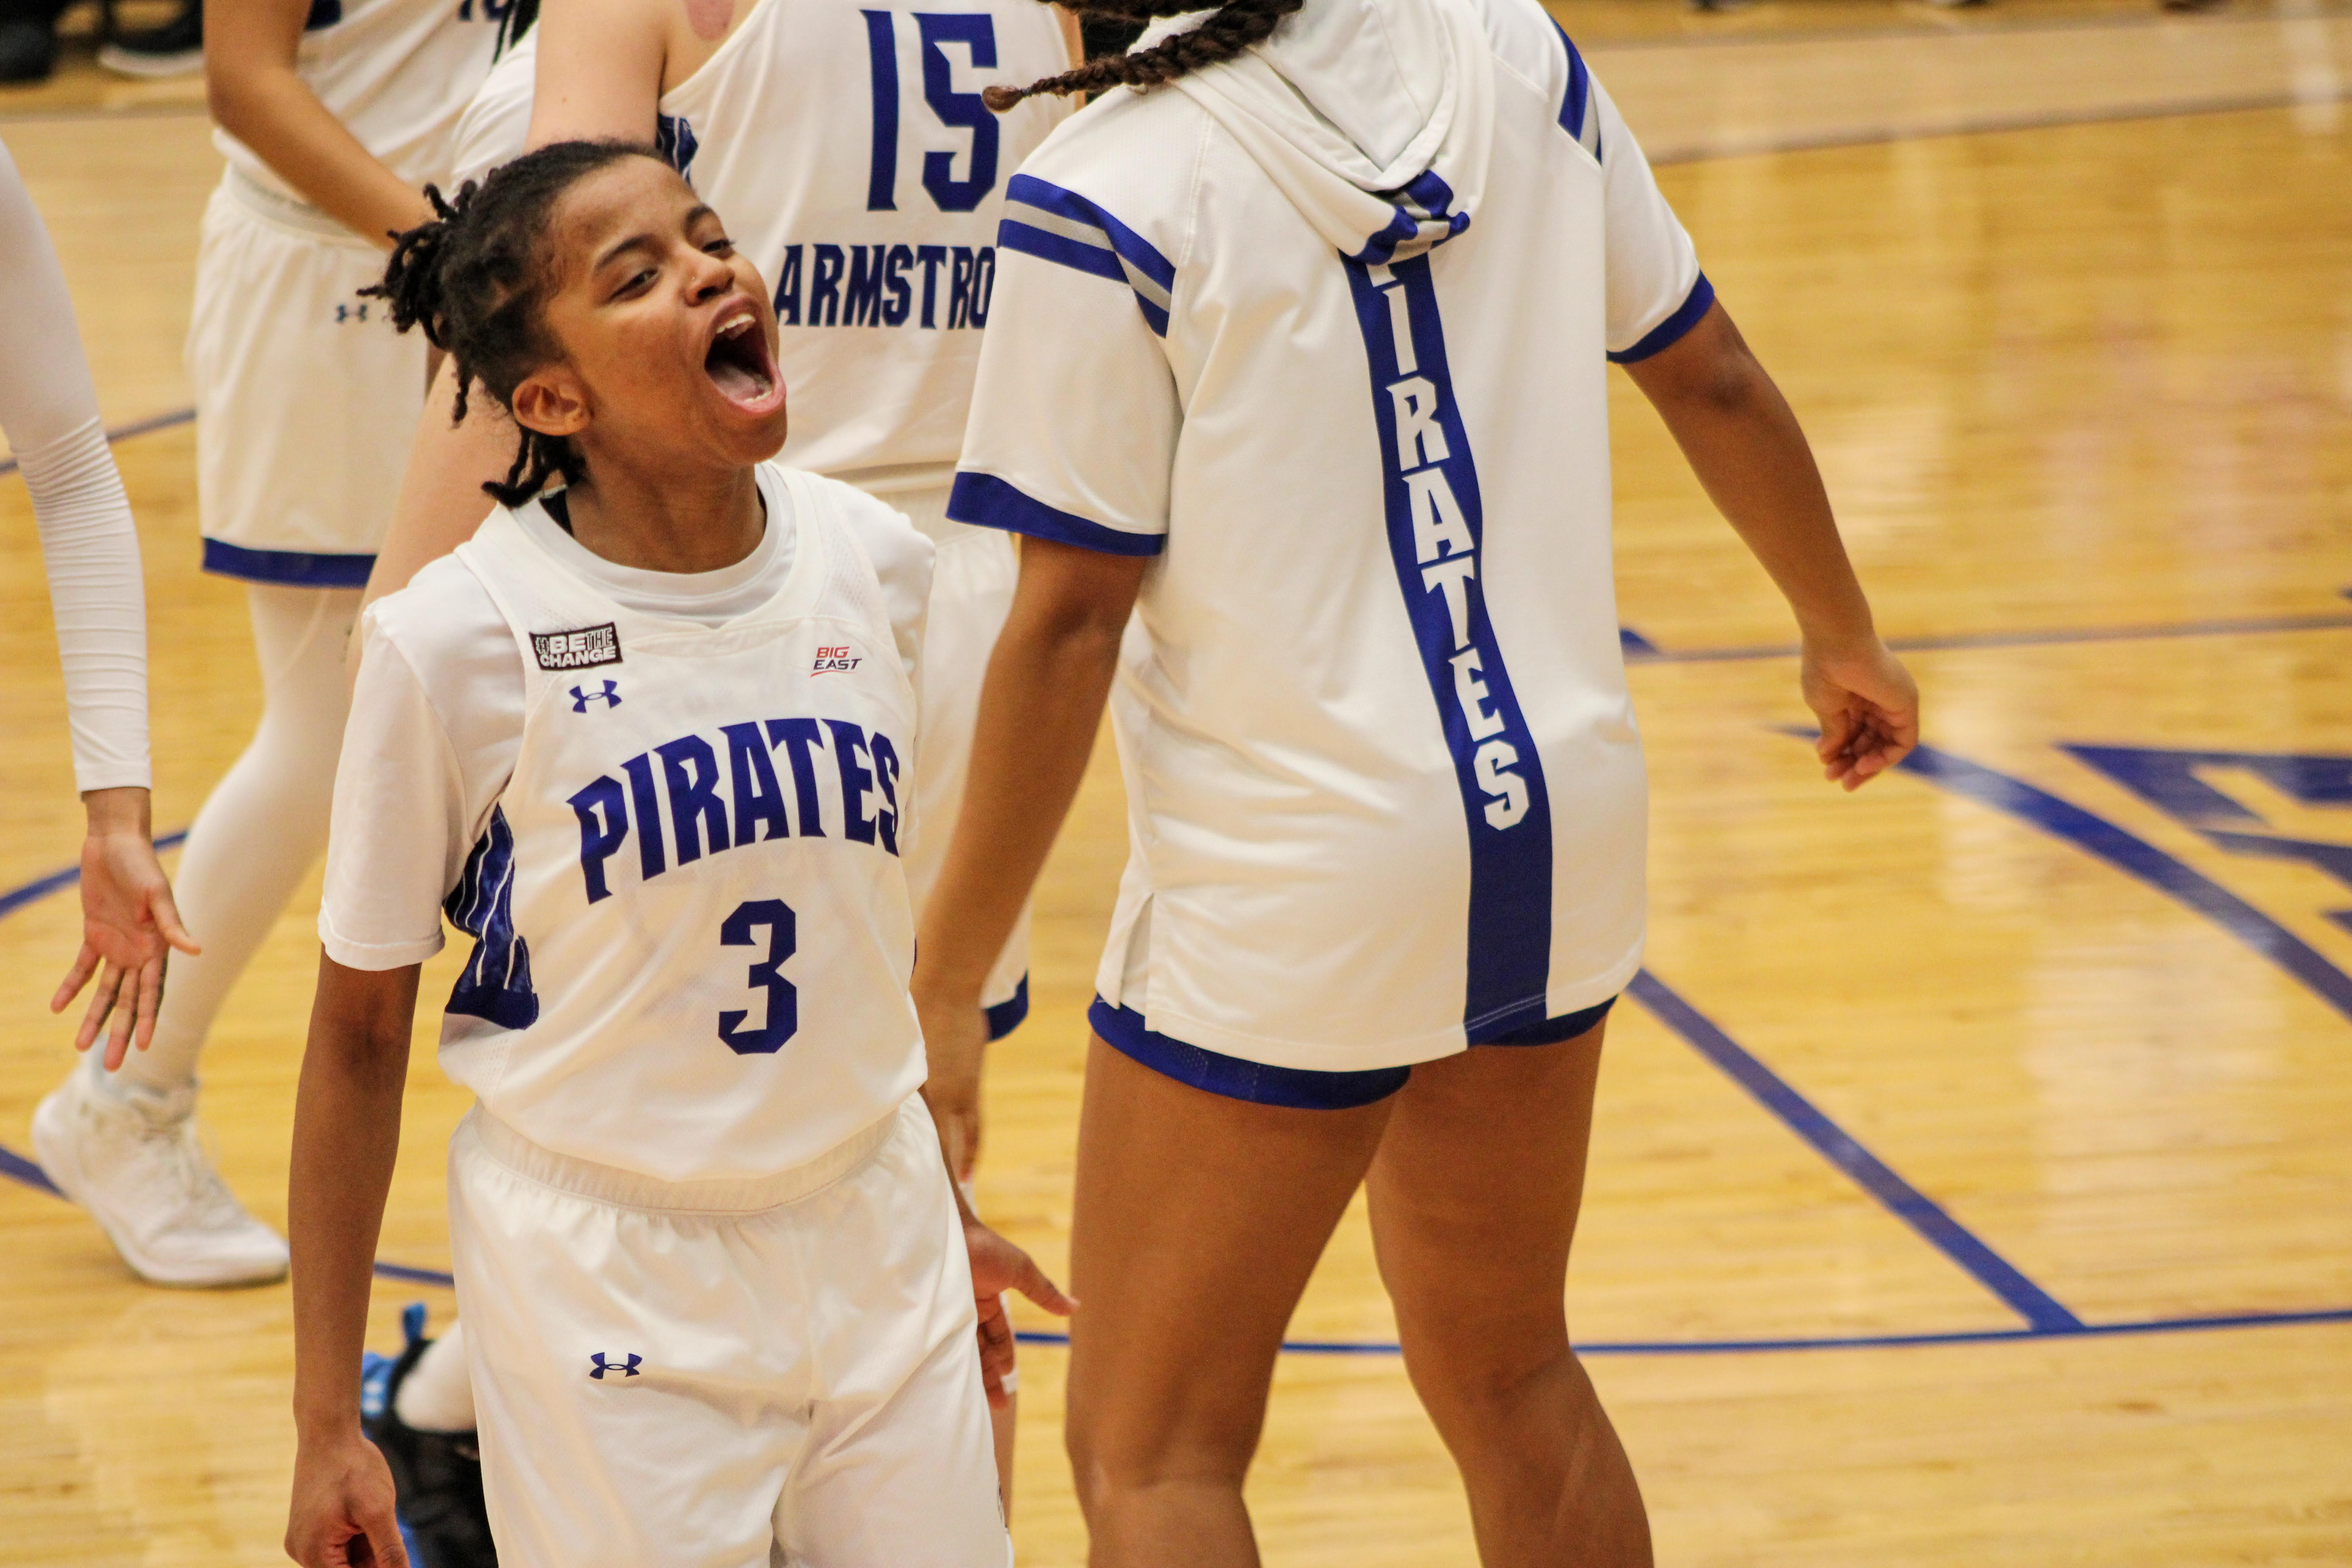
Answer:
[
  {"xmin": 861, "ymin": 11, "xmax": 1001, "ymax": 215},
  {"xmin": 717, "ymin": 898, "xmax": 798, "ymax": 1055}
]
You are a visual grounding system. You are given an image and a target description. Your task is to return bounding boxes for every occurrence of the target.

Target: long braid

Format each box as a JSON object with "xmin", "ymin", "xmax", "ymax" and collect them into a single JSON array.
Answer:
[
  {"xmin": 362, "ymin": 140, "xmax": 659, "ymax": 505},
  {"xmin": 980, "ymin": 0, "xmax": 1304, "ymax": 111}
]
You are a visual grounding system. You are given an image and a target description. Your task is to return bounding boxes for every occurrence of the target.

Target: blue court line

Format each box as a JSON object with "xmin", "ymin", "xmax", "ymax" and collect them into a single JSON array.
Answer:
[
  {"xmin": 1896, "ymin": 743, "xmax": 2352, "ymax": 1027},
  {"xmin": 1012, "ymin": 1305, "xmax": 2352, "ymax": 1357},
  {"xmin": 0, "ymin": 407, "xmax": 196, "ymax": 479},
  {"xmin": 1626, "ymin": 969, "xmax": 2083, "ymax": 1332},
  {"xmin": 1624, "ymin": 610, "xmax": 2352, "ymax": 666}
]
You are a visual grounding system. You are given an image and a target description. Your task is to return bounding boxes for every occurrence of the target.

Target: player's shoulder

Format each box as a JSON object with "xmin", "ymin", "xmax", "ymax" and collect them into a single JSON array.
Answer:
[
  {"xmin": 363, "ymin": 546, "xmax": 515, "ymax": 699},
  {"xmin": 1016, "ymin": 82, "xmax": 1207, "ymax": 238},
  {"xmin": 1462, "ymin": 0, "xmax": 1594, "ymax": 144}
]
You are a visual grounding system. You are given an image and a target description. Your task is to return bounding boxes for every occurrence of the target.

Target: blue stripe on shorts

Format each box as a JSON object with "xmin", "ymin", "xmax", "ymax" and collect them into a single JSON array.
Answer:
[{"xmin": 1088, "ymin": 995, "xmax": 1618, "ymax": 1111}]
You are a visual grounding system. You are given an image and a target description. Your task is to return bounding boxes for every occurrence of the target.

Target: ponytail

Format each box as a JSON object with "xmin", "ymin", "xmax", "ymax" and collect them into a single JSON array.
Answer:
[{"xmin": 980, "ymin": 0, "xmax": 1304, "ymax": 112}]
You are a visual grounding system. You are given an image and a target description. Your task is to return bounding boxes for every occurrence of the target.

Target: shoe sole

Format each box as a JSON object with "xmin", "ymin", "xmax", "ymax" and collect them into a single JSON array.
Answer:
[
  {"xmin": 95, "ymin": 44, "xmax": 203, "ymax": 77},
  {"xmin": 30, "ymin": 1088, "xmax": 291, "ymax": 1289}
]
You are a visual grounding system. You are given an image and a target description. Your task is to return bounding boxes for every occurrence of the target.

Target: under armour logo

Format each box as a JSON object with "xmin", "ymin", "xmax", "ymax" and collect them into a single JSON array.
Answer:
[
  {"xmin": 570, "ymin": 680, "xmax": 622, "ymax": 713},
  {"xmin": 588, "ymin": 1352, "xmax": 642, "ymax": 1380}
]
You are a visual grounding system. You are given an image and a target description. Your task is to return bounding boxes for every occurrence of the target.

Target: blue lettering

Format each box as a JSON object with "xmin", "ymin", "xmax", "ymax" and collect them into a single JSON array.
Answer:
[
  {"xmin": 771, "ymin": 245, "xmax": 803, "ymax": 326},
  {"xmin": 969, "ymin": 245, "xmax": 995, "ymax": 327},
  {"xmin": 828, "ymin": 719, "xmax": 878, "ymax": 845},
  {"xmin": 882, "ymin": 244, "xmax": 915, "ymax": 326},
  {"xmin": 722, "ymin": 721, "xmax": 790, "ymax": 843},
  {"xmin": 618, "ymin": 753, "xmax": 667, "ymax": 881},
  {"xmin": 844, "ymin": 245, "xmax": 886, "ymax": 326},
  {"xmin": 916, "ymin": 244, "xmax": 947, "ymax": 327},
  {"xmin": 766, "ymin": 718, "xmax": 829, "ymax": 837},
  {"xmin": 869, "ymin": 731, "xmax": 902, "ymax": 855},
  {"xmin": 947, "ymin": 246, "xmax": 976, "ymax": 328},
  {"xmin": 811, "ymin": 245, "xmax": 846, "ymax": 326},
  {"xmin": 657, "ymin": 735, "xmax": 732, "ymax": 864},
  {"xmin": 568, "ymin": 776, "xmax": 629, "ymax": 904},
  {"xmin": 915, "ymin": 13, "xmax": 1000, "ymax": 213}
]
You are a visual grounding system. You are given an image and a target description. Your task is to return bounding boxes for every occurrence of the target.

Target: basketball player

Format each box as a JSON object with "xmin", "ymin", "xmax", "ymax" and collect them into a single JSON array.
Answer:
[
  {"xmin": 350, "ymin": 0, "xmax": 1081, "ymax": 1503},
  {"xmin": 286, "ymin": 142, "xmax": 1069, "ymax": 1568},
  {"xmin": 1, "ymin": 140, "xmax": 197, "ymax": 1068},
  {"xmin": 367, "ymin": 0, "xmax": 1081, "ymax": 1180},
  {"xmin": 31, "ymin": 0, "xmax": 499, "ymax": 1287},
  {"xmin": 915, "ymin": 0, "xmax": 1920, "ymax": 1560}
]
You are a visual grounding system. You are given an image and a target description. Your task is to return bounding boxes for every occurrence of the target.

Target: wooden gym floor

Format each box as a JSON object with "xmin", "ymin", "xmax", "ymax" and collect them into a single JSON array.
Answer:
[{"xmin": 3, "ymin": 4, "xmax": 2349, "ymax": 1563}]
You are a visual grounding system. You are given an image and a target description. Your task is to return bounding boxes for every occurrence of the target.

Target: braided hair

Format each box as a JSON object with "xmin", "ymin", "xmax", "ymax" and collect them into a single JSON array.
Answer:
[
  {"xmin": 979, "ymin": 0, "xmax": 1304, "ymax": 112},
  {"xmin": 363, "ymin": 140, "xmax": 664, "ymax": 506}
]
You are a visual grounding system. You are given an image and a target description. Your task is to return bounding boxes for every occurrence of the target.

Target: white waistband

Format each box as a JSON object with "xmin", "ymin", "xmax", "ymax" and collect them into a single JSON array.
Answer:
[
  {"xmin": 463, "ymin": 1102, "xmax": 903, "ymax": 1214},
  {"xmin": 223, "ymin": 165, "xmax": 377, "ymax": 246}
]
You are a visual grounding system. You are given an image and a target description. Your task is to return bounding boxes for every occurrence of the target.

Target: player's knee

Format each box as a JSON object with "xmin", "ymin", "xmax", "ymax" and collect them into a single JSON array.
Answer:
[{"xmin": 1064, "ymin": 1399, "xmax": 1256, "ymax": 1514}]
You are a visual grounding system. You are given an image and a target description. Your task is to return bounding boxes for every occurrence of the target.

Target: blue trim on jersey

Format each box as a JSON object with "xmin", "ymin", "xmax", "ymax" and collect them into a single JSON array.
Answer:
[
  {"xmin": 947, "ymin": 471, "xmax": 1166, "ymax": 557},
  {"xmin": 201, "ymin": 538, "xmax": 376, "ymax": 588},
  {"xmin": 1090, "ymin": 998, "xmax": 1411, "ymax": 1109},
  {"xmin": 1348, "ymin": 171, "xmax": 1472, "ymax": 267},
  {"xmin": 1608, "ymin": 273, "xmax": 1717, "ymax": 365},
  {"xmin": 1551, "ymin": 22, "xmax": 1600, "ymax": 160},
  {"xmin": 444, "ymin": 805, "xmax": 539, "ymax": 1030},
  {"xmin": 1345, "ymin": 254, "xmax": 1557, "ymax": 1041},
  {"xmin": 985, "ymin": 974, "xmax": 1031, "ymax": 1041},
  {"xmin": 998, "ymin": 174, "xmax": 1174, "ymax": 336}
]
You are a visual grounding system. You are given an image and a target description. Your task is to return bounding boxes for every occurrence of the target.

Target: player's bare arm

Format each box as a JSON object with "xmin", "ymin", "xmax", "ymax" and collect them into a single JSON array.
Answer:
[
  {"xmin": 912, "ymin": 541, "xmax": 1145, "ymax": 1177},
  {"xmin": 1622, "ymin": 302, "xmax": 1919, "ymax": 790},
  {"xmin": 285, "ymin": 954, "xmax": 421, "ymax": 1568},
  {"xmin": 206, "ymin": 0, "xmax": 436, "ymax": 247}
]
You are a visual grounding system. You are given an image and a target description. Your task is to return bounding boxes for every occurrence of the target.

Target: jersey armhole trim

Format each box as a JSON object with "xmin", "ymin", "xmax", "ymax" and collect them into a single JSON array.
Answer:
[
  {"xmin": 948, "ymin": 472, "xmax": 1166, "ymax": 557},
  {"xmin": 1608, "ymin": 272, "xmax": 1715, "ymax": 365}
]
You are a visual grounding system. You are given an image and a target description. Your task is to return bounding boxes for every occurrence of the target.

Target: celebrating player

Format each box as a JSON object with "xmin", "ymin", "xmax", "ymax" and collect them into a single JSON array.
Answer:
[
  {"xmin": 32, "ymin": 0, "xmax": 500, "ymax": 1287},
  {"xmin": 285, "ymin": 142, "xmax": 1068, "ymax": 1568},
  {"xmin": 914, "ymin": 0, "xmax": 1920, "ymax": 1559}
]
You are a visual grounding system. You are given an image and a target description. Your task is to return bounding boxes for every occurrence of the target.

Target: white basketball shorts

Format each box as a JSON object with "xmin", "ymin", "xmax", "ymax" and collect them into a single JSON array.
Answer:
[
  {"xmin": 447, "ymin": 1094, "xmax": 1010, "ymax": 1568},
  {"xmin": 185, "ymin": 170, "xmax": 426, "ymax": 585},
  {"xmin": 870, "ymin": 484, "xmax": 1032, "ymax": 1035}
]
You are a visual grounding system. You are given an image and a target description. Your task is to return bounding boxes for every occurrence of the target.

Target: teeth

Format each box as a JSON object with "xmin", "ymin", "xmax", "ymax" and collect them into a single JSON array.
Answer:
[{"xmin": 718, "ymin": 313, "xmax": 754, "ymax": 338}]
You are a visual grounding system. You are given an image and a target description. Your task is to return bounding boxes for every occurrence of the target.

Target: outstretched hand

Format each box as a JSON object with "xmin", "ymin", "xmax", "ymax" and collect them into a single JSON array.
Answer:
[
  {"xmin": 963, "ymin": 1216, "xmax": 1074, "ymax": 1408},
  {"xmin": 1801, "ymin": 635, "xmax": 1920, "ymax": 791},
  {"xmin": 285, "ymin": 1426, "xmax": 409, "ymax": 1568},
  {"xmin": 52, "ymin": 789, "xmax": 199, "ymax": 1071}
]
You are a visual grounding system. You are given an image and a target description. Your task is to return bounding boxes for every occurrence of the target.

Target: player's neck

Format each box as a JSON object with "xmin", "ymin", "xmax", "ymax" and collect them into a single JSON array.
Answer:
[{"xmin": 556, "ymin": 461, "xmax": 766, "ymax": 576}]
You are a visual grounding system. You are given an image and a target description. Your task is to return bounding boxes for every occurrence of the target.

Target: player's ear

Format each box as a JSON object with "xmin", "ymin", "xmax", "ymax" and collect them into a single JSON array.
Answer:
[{"xmin": 510, "ymin": 367, "xmax": 590, "ymax": 441}]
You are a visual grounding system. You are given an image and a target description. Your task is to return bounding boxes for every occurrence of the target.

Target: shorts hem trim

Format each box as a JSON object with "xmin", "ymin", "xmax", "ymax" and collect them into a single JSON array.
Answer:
[{"xmin": 202, "ymin": 537, "xmax": 377, "ymax": 587}]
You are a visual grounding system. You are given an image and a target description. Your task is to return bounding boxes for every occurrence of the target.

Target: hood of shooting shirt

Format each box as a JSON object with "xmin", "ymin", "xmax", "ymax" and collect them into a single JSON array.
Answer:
[{"xmin": 1155, "ymin": 0, "xmax": 1495, "ymax": 263}]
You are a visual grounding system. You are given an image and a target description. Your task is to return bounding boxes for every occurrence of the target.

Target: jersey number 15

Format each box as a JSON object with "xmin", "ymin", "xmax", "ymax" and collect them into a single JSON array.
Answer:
[{"xmin": 862, "ymin": 11, "xmax": 1000, "ymax": 214}]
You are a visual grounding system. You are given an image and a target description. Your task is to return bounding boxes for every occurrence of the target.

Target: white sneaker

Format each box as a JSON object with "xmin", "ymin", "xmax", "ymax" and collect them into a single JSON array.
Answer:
[{"xmin": 31, "ymin": 1066, "xmax": 290, "ymax": 1287}]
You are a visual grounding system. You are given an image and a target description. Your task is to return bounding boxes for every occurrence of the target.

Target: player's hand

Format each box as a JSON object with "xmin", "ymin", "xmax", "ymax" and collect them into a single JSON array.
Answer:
[
  {"xmin": 963, "ymin": 1218, "xmax": 1073, "ymax": 1409},
  {"xmin": 285, "ymin": 1425, "xmax": 408, "ymax": 1568},
  {"xmin": 52, "ymin": 788, "xmax": 200, "ymax": 1071},
  {"xmin": 1800, "ymin": 633, "xmax": 1919, "ymax": 791},
  {"xmin": 915, "ymin": 982, "xmax": 991, "ymax": 1183}
]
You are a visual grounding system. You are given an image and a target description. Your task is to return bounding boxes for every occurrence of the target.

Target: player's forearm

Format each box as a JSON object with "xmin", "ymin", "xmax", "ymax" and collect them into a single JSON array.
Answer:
[
  {"xmin": 1626, "ymin": 305, "xmax": 1877, "ymax": 649},
  {"xmin": 915, "ymin": 541, "xmax": 1142, "ymax": 1001},
  {"xmin": 207, "ymin": 62, "xmax": 433, "ymax": 246},
  {"xmin": 288, "ymin": 956, "xmax": 418, "ymax": 1437}
]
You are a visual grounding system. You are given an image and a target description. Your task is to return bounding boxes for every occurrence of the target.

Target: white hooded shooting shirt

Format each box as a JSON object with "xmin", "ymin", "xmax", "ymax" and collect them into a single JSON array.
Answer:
[{"xmin": 950, "ymin": 0, "xmax": 1712, "ymax": 1071}]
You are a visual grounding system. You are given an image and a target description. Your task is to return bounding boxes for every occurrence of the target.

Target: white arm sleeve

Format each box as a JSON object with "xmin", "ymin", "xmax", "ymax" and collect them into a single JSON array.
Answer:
[{"xmin": 0, "ymin": 138, "xmax": 151, "ymax": 792}]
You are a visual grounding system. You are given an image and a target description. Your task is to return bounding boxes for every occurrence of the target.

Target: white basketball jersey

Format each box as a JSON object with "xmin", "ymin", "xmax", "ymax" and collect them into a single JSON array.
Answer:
[
  {"xmin": 218, "ymin": 0, "xmax": 501, "ymax": 205},
  {"xmin": 440, "ymin": 467, "xmax": 927, "ymax": 1181},
  {"xmin": 651, "ymin": 0, "xmax": 1072, "ymax": 479}
]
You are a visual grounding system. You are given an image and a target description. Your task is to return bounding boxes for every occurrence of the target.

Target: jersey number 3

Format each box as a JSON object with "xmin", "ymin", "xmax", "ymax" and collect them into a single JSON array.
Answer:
[
  {"xmin": 862, "ymin": 11, "xmax": 999, "ymax": 214},
  {"xmin": 718, "ymin": 898, "xmax": 798, "ymax": 1054}
]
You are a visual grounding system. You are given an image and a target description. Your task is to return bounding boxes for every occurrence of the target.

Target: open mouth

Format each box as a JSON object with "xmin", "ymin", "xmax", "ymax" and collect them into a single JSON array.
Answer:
[{"xmin": 704, "ymin": 306, "xmax": 779, "ymax": 408}]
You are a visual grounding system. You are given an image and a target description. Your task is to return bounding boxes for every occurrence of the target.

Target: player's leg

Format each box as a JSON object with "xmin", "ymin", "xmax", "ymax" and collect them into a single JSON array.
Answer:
[
  {"xmin": 1362, "ymin": 1015, "xmax": 1651, "ymax": 1568},
  {"xmin": 449, "ymin": 1116, "xmax": 799, "ymax": 1568},
  {"xmin": 779, "ymin": 1098, "xmax": 1008, "ymax": 1567},
  {"xmin": 33, "ymin": 582, "xmax": 356, "ymax": 1285},
  {"xmin": 1062, "ymin": 1035, "xmax": 1395, "ymax": 1566}
]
